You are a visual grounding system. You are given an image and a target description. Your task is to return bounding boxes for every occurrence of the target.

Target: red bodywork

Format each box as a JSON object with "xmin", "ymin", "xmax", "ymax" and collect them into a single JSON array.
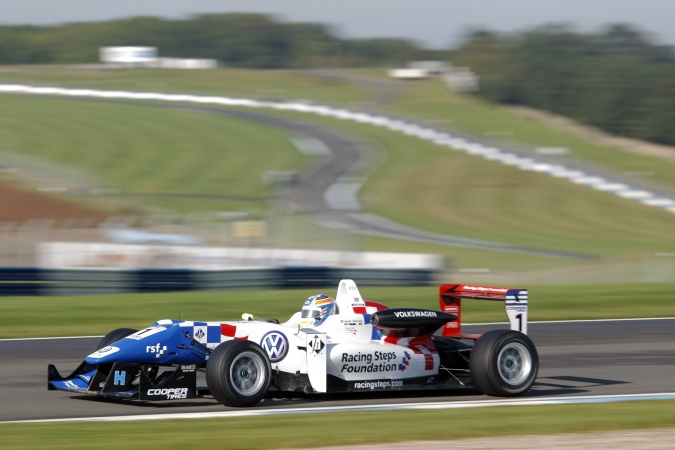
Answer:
[{"xmin": 438, "ymin": 283, "xmax": 521, "ymax": 339}]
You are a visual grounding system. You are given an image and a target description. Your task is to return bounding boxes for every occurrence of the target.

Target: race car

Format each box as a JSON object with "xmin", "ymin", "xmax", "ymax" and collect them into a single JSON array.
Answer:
[{"xmin": 48, "ymin": 279, "xmax": 538, "ymax": 406}]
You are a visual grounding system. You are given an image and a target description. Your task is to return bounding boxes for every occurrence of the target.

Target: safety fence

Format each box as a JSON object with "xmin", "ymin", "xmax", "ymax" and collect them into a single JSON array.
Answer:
[{"xmin": 0, "ymin": 266, "xmax": 437, "ymax": 296}]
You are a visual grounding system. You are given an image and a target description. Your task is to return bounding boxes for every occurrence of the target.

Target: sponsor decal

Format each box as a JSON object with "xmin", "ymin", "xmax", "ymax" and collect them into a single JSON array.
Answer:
[
  {"xmin": 463, "ymin": 285, "xmax": 508, "ymax": 293},
  {"xmin": 506, "ymin": 305, "xmax": 528, "ymax": 312},
  {"xmin": 64, "ymin": 380, "xmax": 80, "ymax": 390},
  {"xmin": 260, "ymin": 331, "xmax": 289, "ymax": 363},
  {"xmin": 146, "ymin": 342, "xmax": 168, "ymax": 358},
  {"xmin": 342, "ymin": 319, "xmax": 363, "ymax": 335},
  {"xmin": 399, "ymin": 351, "xmax": 411, "ymax": 371},
  {"xmin": 113, "ymin": 370, "xmax": 126, "ymax": 386},
  {"xmin": 445, "ymin": 305, "xmax": 459, "ymax": 314},
  {"xmin": 146, "ymin": 388, "xmax": 189, "ymax": 399},
  {"xmin": 393, "ymin": 310, "xmax": 437, "ymax": 318},
  {"xmin": 88, "ymin": 346, "xmax": 120, "ymax": 358},
  {"xmin": 340, "ymin": 351, "xmax": 399, "ymax": 373},
  {"xmin": 127, "ymin": 326, "xmax": 166, "ymax": 340},
  {"xmin": 195, "ymin": 329, "xmax": 205, "ymax": 340},
  {"xmin": 180, "ymin": 364, "xmax": 197, "ymax": 372},
  {"xmin": 341, "ymin": 319, "xmax": 364, "ymax": 326},
  {"xmin": 310, "ymin": 335, "xmax": 325, "ymax": 355},
  {"xmin": 353, "ymin": 380, "xmax": 404, "ymax": 390}
]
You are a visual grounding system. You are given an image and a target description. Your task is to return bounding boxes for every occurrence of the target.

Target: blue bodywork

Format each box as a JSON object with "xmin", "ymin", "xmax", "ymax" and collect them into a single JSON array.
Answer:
[
  {"xmin": 48, "ymin": 321, "xmax": 211, "ymax": 399},
  {"xmin": 85, "ymin": 322, "xmax": 209, "ymax": 366}
]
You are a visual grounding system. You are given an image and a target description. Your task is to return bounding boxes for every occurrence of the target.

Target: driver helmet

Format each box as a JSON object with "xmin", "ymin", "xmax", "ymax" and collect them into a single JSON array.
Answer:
[{"xmin": 301, "ymin": 294, "xmax": 336, "ymax": 326}]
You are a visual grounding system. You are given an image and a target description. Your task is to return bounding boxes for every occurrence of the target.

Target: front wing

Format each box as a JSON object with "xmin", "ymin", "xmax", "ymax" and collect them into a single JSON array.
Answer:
[{"xmin": 48, "ymin": 362, "xmax": 206, "ymax": 400}]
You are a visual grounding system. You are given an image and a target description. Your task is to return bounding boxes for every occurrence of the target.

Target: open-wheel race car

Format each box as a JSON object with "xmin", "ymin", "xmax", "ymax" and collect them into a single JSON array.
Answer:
[{"xmin": 48, "ymin": 279, "xmax": 538, "ymax": 406}]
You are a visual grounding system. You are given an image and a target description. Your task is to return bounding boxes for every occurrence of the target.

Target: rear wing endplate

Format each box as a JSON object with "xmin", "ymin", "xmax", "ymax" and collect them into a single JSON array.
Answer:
[{"xmin": 439, "ymin": 284, "xmax": 529, "ymax": 336}]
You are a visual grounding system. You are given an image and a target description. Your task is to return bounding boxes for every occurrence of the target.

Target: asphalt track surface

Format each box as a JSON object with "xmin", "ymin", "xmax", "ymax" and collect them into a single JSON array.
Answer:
[{"xmin": 2, "ymin": 319, "xmax": 674, "ymax": 422}]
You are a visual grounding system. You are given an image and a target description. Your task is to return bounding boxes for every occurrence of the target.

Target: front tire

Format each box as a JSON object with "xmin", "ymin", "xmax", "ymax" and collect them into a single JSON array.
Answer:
[
  {"xmin": 97, "ymin": 328, "xmax": 138, "ymax": 349},
  {"xmin": 206, "ymin": 340, "xmax": 272, "ymax": 407},
  {"xmin": 97, "ymin": 328, "xmax": 158, "ymax": 382},
  {"xmin": 470, "ymin": 329, "xmax": 538, "ymax": 396}
]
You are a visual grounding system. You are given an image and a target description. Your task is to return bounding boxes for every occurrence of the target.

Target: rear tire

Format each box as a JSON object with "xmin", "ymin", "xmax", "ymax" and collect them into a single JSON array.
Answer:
[
  {"xmin": 470, "ymin": 329, "xmax": 538, "ymax": 396},
  {"xmin": 206, "ymin": 340, "xmax": 272, "ymax": 407}
]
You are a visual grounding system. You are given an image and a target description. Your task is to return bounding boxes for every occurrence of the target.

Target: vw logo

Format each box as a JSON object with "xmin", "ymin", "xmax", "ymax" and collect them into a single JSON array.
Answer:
[{"xmin": 260, "ymin": 331, "xmax": 289, "ymax": 363}]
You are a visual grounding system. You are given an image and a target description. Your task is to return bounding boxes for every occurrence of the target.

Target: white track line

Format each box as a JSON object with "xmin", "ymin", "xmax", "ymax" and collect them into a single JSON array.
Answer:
[
  {"xmin": 3, "ymin": 317, "xmax": 673, "ymax": 342},
  {"xmin": 4, "ymin": 393, "xmax": 675, "ymax": 424},
  {"xmin": 2, "ymin": 83, "xmax": 675, "ymax": 215}
]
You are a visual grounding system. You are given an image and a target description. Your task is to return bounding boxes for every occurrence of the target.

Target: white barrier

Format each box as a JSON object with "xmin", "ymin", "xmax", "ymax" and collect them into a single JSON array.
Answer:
[{"xmin": 37, "ymin": 242, "xmax": 444, "ymax": 271}]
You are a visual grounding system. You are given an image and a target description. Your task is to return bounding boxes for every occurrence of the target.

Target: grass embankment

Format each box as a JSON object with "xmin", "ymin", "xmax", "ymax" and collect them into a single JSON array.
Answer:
[
  {"xmin": 0, "ymin": 67, "xmax": 368, "ymax": 106},
  {"xmin": 1, "ymin": 283, "xmax": 673, "ymax": 338},
  {"xmin": 0, "ymin": 95, "xmax": 303, "ymax": 215},
  {"xmin": 260, "ymin": 107, "xmax": 675, "ymax": 260},
  {"xmin": 385, "ymin": 74, "xmax": 675, "ymax": 189},
  {"xmin": 1, "ymin": 68, "xmax": 674, "ymax": 273},
  {"xmin": 1, "ymin": 401, "xmax": 674, "ymax": 449}
]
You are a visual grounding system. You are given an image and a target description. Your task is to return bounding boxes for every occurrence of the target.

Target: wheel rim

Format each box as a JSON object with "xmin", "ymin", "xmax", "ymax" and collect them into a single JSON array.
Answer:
[
  {"xmin": 497, "ymin": 342, "xmax": 532, "ymax": 386},
  {"xmin": 229, "ymin": 351, "xmax": 266, "ymax": 396}
]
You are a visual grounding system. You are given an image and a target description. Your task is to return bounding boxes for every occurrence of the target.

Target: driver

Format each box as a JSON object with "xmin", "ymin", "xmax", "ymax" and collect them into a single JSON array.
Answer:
[{"xmin": 301, "ymin": 294, "xmax": 336, "ymax": 326}]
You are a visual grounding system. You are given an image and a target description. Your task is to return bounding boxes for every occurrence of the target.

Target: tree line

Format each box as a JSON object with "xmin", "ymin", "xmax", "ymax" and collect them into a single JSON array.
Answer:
[
  {"xmin": 0, "ymin": 15, "xmax": 673, "ymax": 145},
  {"xmin": 452, "ymin": 24, "xmax": 675, "ymax": 146},
  {"xmin": 0, "ymin": 14, "xmax": 435, "ymax": 68}
]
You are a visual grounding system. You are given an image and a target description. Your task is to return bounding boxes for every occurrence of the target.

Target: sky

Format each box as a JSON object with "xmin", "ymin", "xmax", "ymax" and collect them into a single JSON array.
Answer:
[{"xmin": 3, "ymin": 0, "xmax": 675, "ymax": 49}]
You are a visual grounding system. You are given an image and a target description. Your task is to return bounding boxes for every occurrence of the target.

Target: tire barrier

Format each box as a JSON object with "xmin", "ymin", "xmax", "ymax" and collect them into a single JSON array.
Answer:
[{"xmin": 0, "ymin": 266, "xmax": 437, "ymax": 296}]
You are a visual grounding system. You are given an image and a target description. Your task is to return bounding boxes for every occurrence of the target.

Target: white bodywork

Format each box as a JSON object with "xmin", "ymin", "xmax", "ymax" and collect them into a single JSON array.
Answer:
[{"xmin": 159, "ymin": 279, "xmax": 441, "ymax": 393}]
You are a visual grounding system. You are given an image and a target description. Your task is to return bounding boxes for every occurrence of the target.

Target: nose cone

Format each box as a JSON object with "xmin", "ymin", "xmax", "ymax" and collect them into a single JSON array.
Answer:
[
  {"xmin": 84, "ymin": 341, "xmax": 121, "ymax": 364},
  {"xmin": 85, "ymin": 345, "xmax": 122, "ymax": 363},
  {"xmin": 85, "ymin": 325, "xmax": 181, "ymax": 365}
]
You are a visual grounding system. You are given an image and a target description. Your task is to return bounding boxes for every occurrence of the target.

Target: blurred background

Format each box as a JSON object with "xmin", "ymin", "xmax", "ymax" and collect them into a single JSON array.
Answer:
[{"xmin": 1, "ymin": 0, "xmax": 675, "ymax": 292}]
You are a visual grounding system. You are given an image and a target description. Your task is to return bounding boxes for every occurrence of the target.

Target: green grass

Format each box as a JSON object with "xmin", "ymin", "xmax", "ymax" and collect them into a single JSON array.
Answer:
[
  {"xmin": 0, "ymin": 95, "xmax": 304, "ymax": 215},
  {"xmin": 0, "ymin": 67, "xmax": 368, "ymax": 106},
  {"xmin": 1, "ymin": 283, "xmax": 673, "ymax": 339},
  {"xmin": 250, "ymin": 108, "xmax": 675, "ymax": 259},
  {"xmin": 1, "ymin": 401, "xmax": 674, "ymax": 449},
  {"xmin": 1, "ymin": 67, "xmax": 675, "ymax": 273},
  {"xmin": 385, "ymin": 75, "xmax": 675, "ymax": 189},
  {"xmin": 2, "ymin": 67, "xmax": 675, "ymax": 449}
]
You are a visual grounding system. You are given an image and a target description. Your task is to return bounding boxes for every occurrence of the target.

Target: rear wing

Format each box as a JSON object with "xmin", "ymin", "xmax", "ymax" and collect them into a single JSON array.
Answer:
[{"xmin": 439, "ymin": 284, "xmax": 529, "ymax": 337}]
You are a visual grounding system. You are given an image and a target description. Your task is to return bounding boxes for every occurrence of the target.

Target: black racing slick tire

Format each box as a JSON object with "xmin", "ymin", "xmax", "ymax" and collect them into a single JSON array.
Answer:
[
  {"xmin": 469, "ymin": 329, "xmax": 538, "ymax": 397},
  {"xmin": 96, "ymin": 327, "xmax": 159, "ymax": 383},
  {"xmin": 97, "ymin": 328, "xmax": 138, "ymax": 349},
  {"xmin": 206, "ymin": 340, "xmax": 272, "ymax": 407}
]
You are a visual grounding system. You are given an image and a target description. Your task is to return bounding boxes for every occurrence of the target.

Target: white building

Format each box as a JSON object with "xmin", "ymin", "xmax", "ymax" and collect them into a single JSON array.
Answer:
[
  {"xmin": 99, "ymin": 47, "xmax": 217, "ymax": 69},
  {"xmin": 99, "ymin": 47, "xmax": 158, "ymax": 67}
]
